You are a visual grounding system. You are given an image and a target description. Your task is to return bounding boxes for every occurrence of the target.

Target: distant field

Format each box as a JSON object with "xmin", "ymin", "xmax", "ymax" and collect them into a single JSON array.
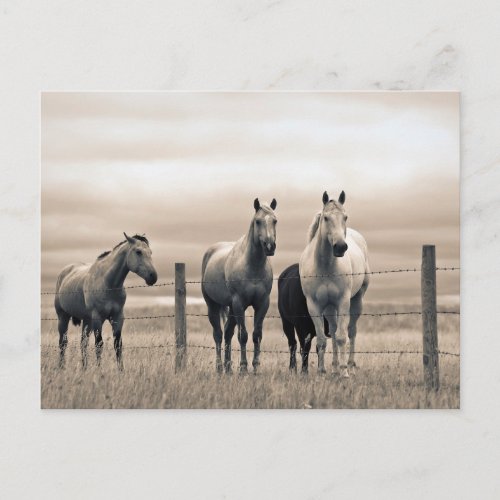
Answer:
[{"xmin": 41, "ymin": 301, "xmax": 460, "ymax": 409}]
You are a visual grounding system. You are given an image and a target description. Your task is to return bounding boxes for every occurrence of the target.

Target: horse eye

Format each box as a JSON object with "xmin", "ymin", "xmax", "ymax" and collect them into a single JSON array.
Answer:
[
  {"xmin": 345, "ymin": 216, "xmax": 348, "ymax": 221},
  {"xmin": 324, "ymin": 216, "xmax": 329, "ymax": 221},
  {"xmin": 256, "ymin": 219, "xmax": 261, "ymax": 225},
  {"xmin": 136, "ymin": 249, "xmax": 142, "ymax": 256},
  {"xmin": 273, "ymin": 219, "xmax": 277, "ymax": 224}
]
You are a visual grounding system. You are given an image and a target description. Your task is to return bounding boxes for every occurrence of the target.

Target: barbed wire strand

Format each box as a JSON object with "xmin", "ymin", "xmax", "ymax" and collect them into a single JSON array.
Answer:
[
  {"xmin": 41, "ymin": 281, "xmax": 176, "ymax": 296},
  {"xmin": 40, "ymin": 342, "xmax": 460, "ymax": 357},
  {"xmin": 40, "ymin": 310, "xmax": 460, "ymax": 321},
  {"xmin": 41, "ymin": 314, "xmax": 175, "ymax": 321},
  {"xmin": 188, "ymin": 311, "xmax": 460, "ymax": 319},
  {"xmin": 40, "ymin": 266, "xmax": 460, "ymax": 295},
  {"xmin": 186, "ymin": 266, "xmax": 459, "ymax": 285}
]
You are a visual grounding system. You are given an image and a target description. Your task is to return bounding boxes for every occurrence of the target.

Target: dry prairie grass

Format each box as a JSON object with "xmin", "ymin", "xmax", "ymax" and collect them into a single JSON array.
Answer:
[{"xmin": 41, "ymin": 302, "xmax": 459, "ymax": 409}]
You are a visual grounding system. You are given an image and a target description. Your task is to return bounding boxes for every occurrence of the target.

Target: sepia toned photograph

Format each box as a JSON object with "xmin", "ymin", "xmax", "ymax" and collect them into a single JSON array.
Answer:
[{"xmin": 41, "ymin": 91, "xmax": 460, "ymax": 409}]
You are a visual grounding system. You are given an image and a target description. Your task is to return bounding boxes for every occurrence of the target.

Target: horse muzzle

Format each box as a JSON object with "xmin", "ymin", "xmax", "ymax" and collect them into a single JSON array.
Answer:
[
  {"xmin": 145, "ymin": 271, "xmax": 158, "ymax": 286},
  {"xmin": 264, "ymin": 242, "xmax": 276, "ymax": 256},
  {"xmin": 333, "ymin": 242, "xmax": 348, "ymax": 257}
]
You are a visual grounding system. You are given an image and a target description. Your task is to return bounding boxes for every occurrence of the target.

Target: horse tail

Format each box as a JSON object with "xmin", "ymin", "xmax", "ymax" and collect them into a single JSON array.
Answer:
[
  {"xmin": 71, "ymin": 317, "xmax": 81, "ymax": 326},
  {"xmin": 220, "ymin": 306, "xmax": 229, "ymax": 325},
  {"xmin": 54, "ymin": 264, "xmax": 76, "ymax": 309},
  {"xmin": 201, "ymin": 247, "xmax": 214, "ymax": 280}
]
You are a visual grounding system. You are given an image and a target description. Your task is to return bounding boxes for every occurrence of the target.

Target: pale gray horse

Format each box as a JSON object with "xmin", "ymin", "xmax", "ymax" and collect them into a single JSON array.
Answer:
[
  {"xmin": 300, "ymin": 191, "xmax": 370, "ymax": 378},
  {"xmin": 54, "ymin": 233, "xmax": 158, "ymax": 369},
  {"xmin": 202, "ymin": 198, "xmax": 277, "ymax": 373}
]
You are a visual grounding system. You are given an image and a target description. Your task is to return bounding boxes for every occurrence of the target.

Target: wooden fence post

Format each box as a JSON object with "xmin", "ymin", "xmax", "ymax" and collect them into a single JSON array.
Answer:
[
  {"xmin": 175, "ymin": 262, "xmax": 187, "ymax": 371},
  {"xmin": 421, "ymin": 245, "xmax": 439, "ymax": 391}
]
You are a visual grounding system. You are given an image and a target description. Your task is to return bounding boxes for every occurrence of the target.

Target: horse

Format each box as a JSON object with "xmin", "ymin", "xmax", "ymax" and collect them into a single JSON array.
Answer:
[
  {"xmin": 54, "ymin": 233, "xmax": 158, "ymax": 369},
  {"xmin": 278, "ymin": 263, "xmax": 329, "ymax": 373},
  {"xmin": 299, "ymin": 191, "xmax": 370, "ymax": 378},
  {"xmin": 201, "ymin": 198, "xmax": 277, "ymax": 374}
]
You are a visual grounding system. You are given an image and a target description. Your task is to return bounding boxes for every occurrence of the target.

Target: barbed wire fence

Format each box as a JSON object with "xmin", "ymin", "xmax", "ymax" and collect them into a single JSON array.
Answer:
[
  {"xmin": 41, "ymin": 246, "xmax": 459, "ymax": 390},
  {"xmin": 41, "ymin": 266, "xmax": 459, "ymax": 295}
]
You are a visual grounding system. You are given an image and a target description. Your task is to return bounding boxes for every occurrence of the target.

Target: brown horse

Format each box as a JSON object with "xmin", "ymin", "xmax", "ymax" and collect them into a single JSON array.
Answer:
[
  {"xmin": 202, "ymin": 198, "xmax": 277, "ymax": 373},
  {"xmin": 54, "ymin": 233, "xmax": 158, "ymax": 369}
]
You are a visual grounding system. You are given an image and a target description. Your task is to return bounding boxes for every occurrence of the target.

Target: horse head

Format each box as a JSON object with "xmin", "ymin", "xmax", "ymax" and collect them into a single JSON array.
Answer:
[
  {"xmin": 321, "ymin": 190, "xmax": 348, "ymax": 257},
  {"xmin": 253, "ymin": 198, "xmax": 278, "ymax": 256},
  {"xmin": 123, "ymin": 233, "xmax": 158, "ymax": 285}
]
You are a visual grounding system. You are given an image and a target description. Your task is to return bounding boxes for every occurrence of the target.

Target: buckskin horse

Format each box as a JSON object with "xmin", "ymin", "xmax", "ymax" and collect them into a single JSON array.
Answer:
[
  {"xmin": 202, "ymin": 198, "xmax": 278, "ymax": 374},
  {"xmin": 54, "ymin": 233, "xmax": 158, "ymax": 369}
]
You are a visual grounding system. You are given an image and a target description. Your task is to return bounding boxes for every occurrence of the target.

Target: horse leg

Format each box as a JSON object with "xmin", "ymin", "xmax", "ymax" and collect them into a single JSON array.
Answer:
[
  {"xmin": 332, "ymin": 337, "xmax": 339, "ymax": 375},
  {"xmin": 90, "ymin": 312, "xmax": 103, "ymax": 367},
  {"xmin": 327, "ymin": 313, "xmax": 339, "ymax": 375},
  {"xmin": 282, "ymin": 317, "xmax": 297, "ymax": 372},
  {"xmin": 299, "ymin": 333, "xmax": 312, "ymax": 374},
  {"xmin": 80, "ymin": 321, "xmax": 90, "ymax": 369},
  {"xmin": 206, "ymin": 300, "xmax": 223, "ymax": 373},
  {"xmin": 94, "ymin": 329, "xmax": 104, "ymax": 366},
  {"xmin": 232, "ymin": 296, "xmax": 248, "ymax": 374},
  {"xmin": 252, "ymin": 295, "xmax": 270, "ymax": 373},
  {"xmin": 111, "ymin": 314, "xmax": 125, "ymax": 371},
  {"xmin": 334, "ymin": 295, "xmax": 351, "ymax": 378},
  {"xmin": 348, "ymin": 289, "xmax": 365, "ymax": 376},
  {"xmin": 57, "ymin": 312, "xmax": 70, "ymax": 369},
  {"xmin": 223, "ymin": 308, "xmax": 236, "ymax": 374},
  {"xmin": 306, "ymin": 299, "xmax": 327, "ymax": 374}
]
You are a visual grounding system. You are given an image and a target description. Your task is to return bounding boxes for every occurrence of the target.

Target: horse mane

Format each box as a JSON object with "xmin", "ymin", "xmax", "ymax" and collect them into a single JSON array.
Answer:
[
  {"xmin": 97, "ymin": 234, "xmax": 150, "ymax": 259},
  {"xmin": 307, "ymin": 212, "xmax": 322, "ymax": 242}
]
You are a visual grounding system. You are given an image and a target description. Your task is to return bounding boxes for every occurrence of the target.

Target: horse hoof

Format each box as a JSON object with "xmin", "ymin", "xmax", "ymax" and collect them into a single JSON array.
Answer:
[
  {"xmin": 340, "ymin": 368, "xmax": 350, "ymax": 379},
  {"xmin": 349, "ymin": 366, "xmax": 356, "ymax": 377},
  {"xmin": 239, "ymin": 366, "xmax": 248, "ymax": 375},
  {"xmin": 318, "ymin": 368, "xmax": 327, "ymax": 375}
]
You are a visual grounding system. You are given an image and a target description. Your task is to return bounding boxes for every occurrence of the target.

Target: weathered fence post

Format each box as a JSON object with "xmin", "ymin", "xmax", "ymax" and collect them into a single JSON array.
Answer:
[
  {"xmin": 175, "ymin": 262, "xmax": 187, "ymax": 371},
  {"xmin": 421, "ymin": 245, "xmax": 439, "ymax": 391}
]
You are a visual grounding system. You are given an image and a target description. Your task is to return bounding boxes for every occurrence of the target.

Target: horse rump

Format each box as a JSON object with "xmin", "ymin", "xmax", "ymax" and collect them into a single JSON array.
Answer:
[{"xmin": 278, "ymin": 263, "xmax": 330, "ymax": 339}]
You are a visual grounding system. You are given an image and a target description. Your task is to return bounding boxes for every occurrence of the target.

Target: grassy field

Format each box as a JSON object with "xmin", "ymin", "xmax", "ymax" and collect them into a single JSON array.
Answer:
[{"xmin": 41, "ymin": 301, "xmax": 460, "ymax": 409}]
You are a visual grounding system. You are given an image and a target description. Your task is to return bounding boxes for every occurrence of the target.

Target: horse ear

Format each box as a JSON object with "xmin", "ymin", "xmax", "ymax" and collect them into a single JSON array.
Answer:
[
  {"xmin": 123, "ymin": 232, "xmax": 135, "ymax": 244},
  {"xmin": 254, "ymin": 198, "xmax": 260, "ymax": 211},
  {"xmin": 270, "ymin": 198, "xmax": 277, "ymax": 210},
  {"xmin": 338, "ymin": 190, "xmax": 346, "ymax": 205},
  {"xmin": 322, "ymin": 191, "xmax": 329, "ymax": 205}
]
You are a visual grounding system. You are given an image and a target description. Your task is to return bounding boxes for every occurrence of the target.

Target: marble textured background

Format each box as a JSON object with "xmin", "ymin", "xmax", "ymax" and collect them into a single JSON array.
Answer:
[{"xmin": 1, "ymin": 1, "xmax": 499, "ymax": 498}]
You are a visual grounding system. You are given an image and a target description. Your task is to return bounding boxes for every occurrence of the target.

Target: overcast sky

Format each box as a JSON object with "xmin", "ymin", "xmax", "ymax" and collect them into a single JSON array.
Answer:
[{"xmin": 41, "ymin": 92, "xmax": 459, "ymax": 304}]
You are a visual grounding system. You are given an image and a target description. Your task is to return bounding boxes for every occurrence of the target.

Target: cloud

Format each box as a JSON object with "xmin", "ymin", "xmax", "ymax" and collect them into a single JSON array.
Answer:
[
  {"xmin": 41, "ymin": 92, "xmax": 459, "ymax": 304},
  {"xmin": 41, "ymin": 174, "xmax": 459, "ymax": 301}
]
